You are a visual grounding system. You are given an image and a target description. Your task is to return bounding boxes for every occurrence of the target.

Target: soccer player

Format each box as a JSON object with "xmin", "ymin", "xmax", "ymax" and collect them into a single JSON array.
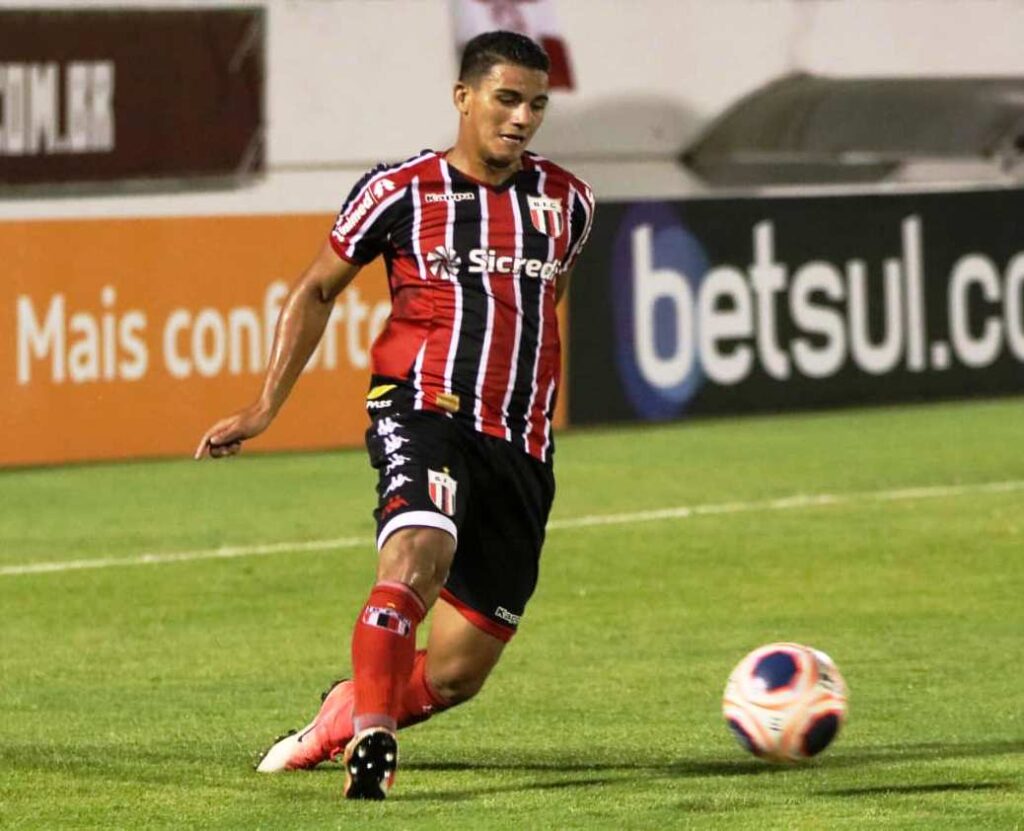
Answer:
[{"xmin": 195, "ymin": 30, "xmax": 594, "ymax": 800}]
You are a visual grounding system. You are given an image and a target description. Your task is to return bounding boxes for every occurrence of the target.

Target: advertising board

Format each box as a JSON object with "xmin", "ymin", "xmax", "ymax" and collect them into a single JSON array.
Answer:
[{"xmin": 570, "ymin": 190, "xmax": 1024, "ymax": 423}]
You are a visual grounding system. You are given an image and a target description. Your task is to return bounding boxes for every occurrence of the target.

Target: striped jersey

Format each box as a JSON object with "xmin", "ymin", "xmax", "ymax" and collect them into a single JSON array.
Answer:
[{"xmin": 329, "ymin": 149, "xmax": 595, "ymax": 463}]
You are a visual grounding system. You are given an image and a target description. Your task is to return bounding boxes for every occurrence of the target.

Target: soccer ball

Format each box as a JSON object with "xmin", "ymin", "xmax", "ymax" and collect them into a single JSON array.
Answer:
[{"xmin": 722, "ymin": 642, "xmax": 848, "ymax": 762}]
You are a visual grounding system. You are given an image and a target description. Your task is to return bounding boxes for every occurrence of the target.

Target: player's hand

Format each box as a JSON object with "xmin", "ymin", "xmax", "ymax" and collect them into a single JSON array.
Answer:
[{"xmin": 193, "ymin": 403, "xmax": 274, "ymax": 460}]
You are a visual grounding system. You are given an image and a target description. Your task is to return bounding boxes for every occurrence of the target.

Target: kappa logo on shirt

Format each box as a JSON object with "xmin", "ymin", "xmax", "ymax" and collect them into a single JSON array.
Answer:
[{"xmin": 425, "ymin": 191, "xmax": 476, "ymax": 203}]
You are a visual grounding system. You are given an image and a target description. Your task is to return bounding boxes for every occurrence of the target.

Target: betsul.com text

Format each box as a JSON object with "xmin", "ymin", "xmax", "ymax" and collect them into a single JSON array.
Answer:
[{"xmin": 619, "ymin": 214, "xmax": 1024, "ymax": 399}]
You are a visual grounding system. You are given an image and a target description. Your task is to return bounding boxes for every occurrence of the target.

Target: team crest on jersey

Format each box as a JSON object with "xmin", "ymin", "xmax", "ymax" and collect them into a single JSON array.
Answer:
[
  {"xmin": 526, "ymin": 195, "xmax": 565, "ymax": 238},
  {"xmin": 427, "ymin": 468, "xmax": 458, "ymax": 516},
  {"xmin": 426, "ymin": 246, "xmax": 462, "ymax": 280}
]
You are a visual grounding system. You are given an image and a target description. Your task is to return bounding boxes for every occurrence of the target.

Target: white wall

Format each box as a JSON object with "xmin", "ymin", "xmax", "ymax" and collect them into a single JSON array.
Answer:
[{"xmin": 4, "ymin": 0, "xmax": 1024, "ymax": 221}]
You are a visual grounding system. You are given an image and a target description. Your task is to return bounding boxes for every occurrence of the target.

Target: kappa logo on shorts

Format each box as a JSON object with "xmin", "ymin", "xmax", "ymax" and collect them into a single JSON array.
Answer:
[
  {"xmin": 383, "ymin": 434, "xmax": 408, "ymax": 454},
  {"xmin": 385, "ymin": 453, "xmax": 410, "ymax": 474},
  {"xmin": 384, "ymin": 473, "xmax": 413, "ymax": 496},
  {"xmin": 427, "ymin": 468, "xmax": 457, "ymax": 516},
  {"xmin": 376, "ymin": 417, "xmax": 401, "ymax": 436},
  {"xmin": 380, "ymin": 495, "xmax": 409, "ymax": 519},
  {"xmin": 494, "ymin": 606, "xmax": 521, "ymax": 626}
]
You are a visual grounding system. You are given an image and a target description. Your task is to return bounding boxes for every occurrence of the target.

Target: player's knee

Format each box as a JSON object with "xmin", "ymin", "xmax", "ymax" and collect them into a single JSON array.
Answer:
[
  {"xmin": 378, "ymin": 527, "xmax": 455, "ymax": 594},
  {"xmin": 431, "ymin": 663, "xmax": 489, "ymax": 705}
]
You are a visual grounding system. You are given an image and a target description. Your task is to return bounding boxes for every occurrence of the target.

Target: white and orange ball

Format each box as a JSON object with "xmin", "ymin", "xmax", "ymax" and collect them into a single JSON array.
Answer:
[{"xmin": 722, "ymin": 642, "xmax": 848, "ymax": 762}]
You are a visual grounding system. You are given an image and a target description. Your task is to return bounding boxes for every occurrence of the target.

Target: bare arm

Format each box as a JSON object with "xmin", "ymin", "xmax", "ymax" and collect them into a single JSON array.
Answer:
[
  {"xmin": 194, "ymin": 240, "xmax": 362, "ymax": 459},
  {"xmin": 556, "ymin": 266, "xmax": 574, "ymax": 306}
]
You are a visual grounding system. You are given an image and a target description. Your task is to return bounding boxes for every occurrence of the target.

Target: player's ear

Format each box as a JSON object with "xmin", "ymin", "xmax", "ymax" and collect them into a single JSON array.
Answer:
[{"xmin": 453, "ymin": 81, "xmax": 471, "ymax": 117}]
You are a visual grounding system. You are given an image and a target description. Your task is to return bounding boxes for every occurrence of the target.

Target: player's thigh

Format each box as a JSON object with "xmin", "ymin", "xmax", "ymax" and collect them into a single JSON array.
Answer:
[
  {"xmin": 377, "ymin": 526, "xmax": 456, "ymax": 606},
  {"xmin": 425, "ymin": 597, "xmax": 506, "ymax": 702}
]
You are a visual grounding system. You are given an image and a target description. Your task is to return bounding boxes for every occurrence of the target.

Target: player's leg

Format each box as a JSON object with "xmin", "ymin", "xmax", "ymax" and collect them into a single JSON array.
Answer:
[
  {"xmin": 257, "ymin": 407, "xmax": 465, "ymax": 791},
  {"xmin": 343, "ymin": 583, "xmax": 511, "ymax": 799},
  {"xmin": 256, "ymin": 592, "xmax": 505, "ymax": 777},
  {"xmin": 393, "ymin": 428, "xmax": 554, "ymax": 732},
  {"xmin": 350, "ymin": 525, "xmax": 455, "ymax": 737},
  {"xmin": 343, "ymin": 410, "xmax": 466, "ymax": 799},
  {"xmin": 398, "ymin": 596, "xmax": 507, "ymax": 727},
  {"xmin": 254, "ymin": 526, "xmax": 454, "ymax": 780}
]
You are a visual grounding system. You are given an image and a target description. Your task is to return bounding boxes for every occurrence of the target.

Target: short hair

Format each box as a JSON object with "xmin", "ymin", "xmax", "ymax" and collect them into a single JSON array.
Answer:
[{"xmin": 459, "ymin": 31, "xmax": 550, "ymax": 84}]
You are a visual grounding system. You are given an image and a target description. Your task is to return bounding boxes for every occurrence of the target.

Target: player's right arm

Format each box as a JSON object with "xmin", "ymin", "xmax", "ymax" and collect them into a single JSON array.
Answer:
[{"xmin": 193, "ymin": 241, "xmax": 360, "ymax": 460}]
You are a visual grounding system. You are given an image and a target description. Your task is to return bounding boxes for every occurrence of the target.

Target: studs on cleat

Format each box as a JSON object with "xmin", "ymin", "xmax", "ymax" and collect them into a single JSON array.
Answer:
[{"xmin": 342, "ymin": 728, "xmax": 398, "ymax": 800}]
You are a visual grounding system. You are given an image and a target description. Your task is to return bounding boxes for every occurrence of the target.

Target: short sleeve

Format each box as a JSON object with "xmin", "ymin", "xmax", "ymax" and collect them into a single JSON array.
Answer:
[
  {"xmin": 329, "ymin": 163, "xmax": 407, "ymax": 266},
  {"xmin": 562, "ymin": 181, "xmax": 596, "ymax": 273}
]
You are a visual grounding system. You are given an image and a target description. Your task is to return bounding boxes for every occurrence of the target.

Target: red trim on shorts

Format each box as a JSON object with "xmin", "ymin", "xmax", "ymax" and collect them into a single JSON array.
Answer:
[{"xmin": 439, "ymin": 589, "xmax": 515, "ymax": 643}]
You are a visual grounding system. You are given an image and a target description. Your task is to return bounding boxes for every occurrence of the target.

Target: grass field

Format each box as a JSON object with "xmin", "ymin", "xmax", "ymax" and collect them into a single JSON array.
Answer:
[{"xmin": 2, "ymin": 398, "xmax": 1022, "ymax": 829}]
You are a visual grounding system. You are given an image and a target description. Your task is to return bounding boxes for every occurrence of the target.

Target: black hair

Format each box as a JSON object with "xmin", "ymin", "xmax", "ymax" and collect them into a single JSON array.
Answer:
[{"xmin": 458, "ymin": 30, "xmax": 550, "ymax": 84}]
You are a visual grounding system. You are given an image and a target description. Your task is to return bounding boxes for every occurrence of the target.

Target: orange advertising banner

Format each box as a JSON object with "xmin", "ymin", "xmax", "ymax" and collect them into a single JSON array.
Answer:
[
  {"xmin": 1, "ymin": 213, "xmax": 568, "ymax": 467},
  {"xmin": 1, "ymin": 214, "xmax": 391, "ymax": 466}
]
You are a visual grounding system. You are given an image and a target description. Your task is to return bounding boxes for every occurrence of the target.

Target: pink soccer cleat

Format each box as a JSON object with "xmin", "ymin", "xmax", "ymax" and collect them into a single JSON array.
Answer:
[{"xmin": 255, "ymin": 679, "xmax": 355, "ymax": 772}]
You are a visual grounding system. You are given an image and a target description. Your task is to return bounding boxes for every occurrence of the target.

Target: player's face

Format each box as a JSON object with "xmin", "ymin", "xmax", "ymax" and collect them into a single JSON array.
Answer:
[{"xmin": 457, "ymin": 63, "xmax": 550, "ymax": 169}]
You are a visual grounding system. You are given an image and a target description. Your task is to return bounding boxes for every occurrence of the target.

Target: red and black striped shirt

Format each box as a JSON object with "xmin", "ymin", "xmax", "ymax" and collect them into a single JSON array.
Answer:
[{"xmin": 329, "ymin": 149, "xmax": 595, "ymax": 462}]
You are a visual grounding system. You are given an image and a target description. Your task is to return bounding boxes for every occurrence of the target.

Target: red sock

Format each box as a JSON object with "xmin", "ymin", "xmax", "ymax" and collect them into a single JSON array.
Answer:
[
  {"xmin": 397, "ymin": 650, "xmax": 451, "ymax": 729},
  {"xmin": 351, "ymin": 581, "xmax": 426, "ymax": 733}
]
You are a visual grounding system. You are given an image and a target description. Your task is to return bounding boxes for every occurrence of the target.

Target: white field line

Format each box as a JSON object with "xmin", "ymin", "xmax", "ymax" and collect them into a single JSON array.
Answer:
[{"xmin": 2, "ymin": 479, "xmax": 1023, "ymax": 578}]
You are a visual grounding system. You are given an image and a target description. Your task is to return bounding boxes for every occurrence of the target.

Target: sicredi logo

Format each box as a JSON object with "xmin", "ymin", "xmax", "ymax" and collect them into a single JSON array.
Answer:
[
  {"xmin": 612, "ymin": 202, "xmax": 709, "ymax": 419},
  {"xmin": 467, "ymin": 249, "xmax": 560, "ymax": 281}
]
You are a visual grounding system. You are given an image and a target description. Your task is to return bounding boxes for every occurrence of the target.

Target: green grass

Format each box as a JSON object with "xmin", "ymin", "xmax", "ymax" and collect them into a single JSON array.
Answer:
[{"xmin": 1, "ymin": 398, "xmax": 1022, "ymax": 829}]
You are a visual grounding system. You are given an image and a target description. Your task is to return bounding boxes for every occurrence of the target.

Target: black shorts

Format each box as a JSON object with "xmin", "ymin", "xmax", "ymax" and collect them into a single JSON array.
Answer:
[{"xmin": 364, "ymin": 385, "xmax": 555, "ymax": 642}]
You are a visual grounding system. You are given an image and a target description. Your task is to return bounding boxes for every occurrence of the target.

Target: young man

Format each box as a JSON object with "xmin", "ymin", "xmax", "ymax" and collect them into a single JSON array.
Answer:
[{"xmin": 195, "ymin": 31, "xmax": 594, "ymax": 800}]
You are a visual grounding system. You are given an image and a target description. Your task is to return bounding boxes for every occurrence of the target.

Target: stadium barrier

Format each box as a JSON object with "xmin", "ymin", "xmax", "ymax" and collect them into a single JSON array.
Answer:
[{"xmin": 568, "ymin": 189, "xmax": 1024, "ymax": 424}]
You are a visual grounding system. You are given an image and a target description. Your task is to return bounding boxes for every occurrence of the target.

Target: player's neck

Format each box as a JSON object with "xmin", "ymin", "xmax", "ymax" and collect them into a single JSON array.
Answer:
[{"xmin": 444, "ymin": 146, "xmax": 522, "ymax": 188}]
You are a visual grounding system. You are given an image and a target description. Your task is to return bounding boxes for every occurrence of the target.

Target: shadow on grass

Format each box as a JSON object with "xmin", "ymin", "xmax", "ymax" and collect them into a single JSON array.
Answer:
[
  {"xmin": 2, "ymin": 737, "xmax": 1019, "ymax": 800},
  {"xmin": 406, "ymin": 758, "xmax": 771, "ymax": 778},
  {"xmin": 405, "ymin": 737, "xmax": 1024, "ymax": 779},
  {"xmin": 399, "ymin": 740, "xmax": 1022, "ymax": 802},
  {"xmin": 825, "ymin": 782, "xmax": 1013, "ymax": 797},
  {"xmin": 399, "ymin": 775, "xmax": 620, "ymax": 802}
]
